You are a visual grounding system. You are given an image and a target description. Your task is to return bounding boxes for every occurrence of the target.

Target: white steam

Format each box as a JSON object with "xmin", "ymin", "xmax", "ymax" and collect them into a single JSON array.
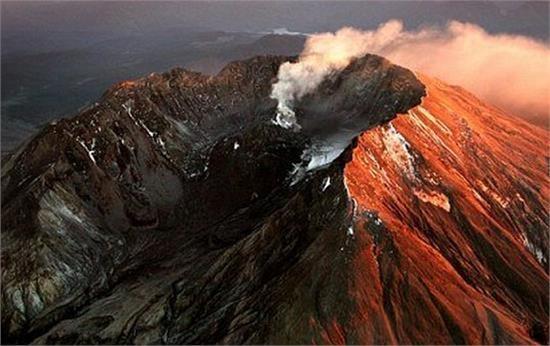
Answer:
[
  {"xmin": 271, "ymin": 20, "xmax": 550, "ymax": 127},
  {"xmin": 271, "ymin": 24, "xmax": 403, "ymax": 129}
]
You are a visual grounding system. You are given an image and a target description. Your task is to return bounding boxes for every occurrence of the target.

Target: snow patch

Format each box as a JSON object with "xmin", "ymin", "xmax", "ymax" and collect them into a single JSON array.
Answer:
[
  {"xmin": 303, "ymin": 144, "xmax": 347, "ymax": 171},
  {"xmin": 413, "ymin": 188, "xmax": 451, "ymax": 212},
  {"xmin": 416, "ymin": 106, "xmax": 451, "ymax": 135},
  {"xmin": 288, "ymin": 163, "xmax": 305, "ymax": 186},
  {"xmin": 382, "ymin": 124, "xmax": 416, "ymax": 180},
  {"xmin": 76, "ymin": 138, "xmax": 96, "ymax": 164},
  {"xmin": 123, "ymin": 101, "xmax": 168, "ymax": 153},
  {"xmin": 123, "ymin": 102, "xmax": 139, "ymax": 127},
  {"xmin": 288, "ymin": 143, "xmax": 346, "ymax": 185},
  {"xmin": 141, "ymin": 122, "xmax": 155, "ymax": 139},
  {"xmin": 123, "ymin": 101, "xmax": 154, "ymax": 137},
  {"xmin": 343, "ymin": 176, "xmax": 360, "ymax": 219},
  {"xmin": 234, "ymin": 141, "xmax": 240, "ymax": 150},
  {"xmin": 478, "ymin": 181, "xmax": 510, "ymax": 208},
  {"xmin": 407, "ymin": 109, "xmax": 459, "ymax": 162},
  {"xmin": 522, "ymin": 234, "xmax": 545, "ymax": 264},
  {"xmin": 321, "ymin": 176, "xmax": 331, "ymax": 191}
]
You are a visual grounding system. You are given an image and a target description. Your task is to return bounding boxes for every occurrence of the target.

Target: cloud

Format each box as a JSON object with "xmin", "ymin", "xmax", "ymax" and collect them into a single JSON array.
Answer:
[{"xmin": 271, "ymin": 20, "xmax": 550, "ymax": 127}]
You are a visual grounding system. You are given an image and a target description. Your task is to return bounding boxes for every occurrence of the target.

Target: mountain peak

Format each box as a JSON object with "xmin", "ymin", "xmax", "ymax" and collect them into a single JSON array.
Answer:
[
  {"xmin": 1, "ymin": 54, "xmax": 425, "ymax": 344},
  {"xmin": 1, "ymin": 54, "xmax": 547, "ymax": 344}
]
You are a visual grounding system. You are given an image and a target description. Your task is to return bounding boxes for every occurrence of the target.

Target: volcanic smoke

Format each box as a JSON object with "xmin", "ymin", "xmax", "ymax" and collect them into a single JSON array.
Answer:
[{"xmin": 271, "ymin": 20, "xmax": 550, "ymax": 127}]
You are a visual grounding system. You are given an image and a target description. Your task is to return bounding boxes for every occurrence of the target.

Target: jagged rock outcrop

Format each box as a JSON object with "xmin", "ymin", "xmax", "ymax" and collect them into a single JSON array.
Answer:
[{"xmin": 1, "ymin": 55, "xmax": 425, "ymax": 344}]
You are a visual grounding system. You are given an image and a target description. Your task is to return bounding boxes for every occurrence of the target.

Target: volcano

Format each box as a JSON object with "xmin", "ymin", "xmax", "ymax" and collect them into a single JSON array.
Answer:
[{"xmin": 1, "ymin": 55, "xmax": 548, "ymax": 345}]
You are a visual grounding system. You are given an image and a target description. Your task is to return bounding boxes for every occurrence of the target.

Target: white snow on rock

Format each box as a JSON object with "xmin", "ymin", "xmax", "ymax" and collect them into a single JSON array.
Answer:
[
  {"xmin": 288, "ymin": 163, "xmax": 305, "ymax": 186},
  {"xmin": 478, "ymin": 180, "xmax": 510, "ymax": 208},
  {"xmin": 321, "ymin": 176, "xmax": 331, "ymax": 191},
  {"xmin": 407, "ymin": 110, "xmax": 459, "ymax": 162},
  {"xmin": 123, "ymin": 101, "xmax": 154, "ymax": 138},
  {"xmin": 416, "ymin": 106, "xmax": 451, "ymax": 135},
  {"xmin": 288, "ymin": 143, "xmax": 347, "ymax": 186},
  {"xmin": 123, "ymin": 102, "xmax": 139, "ymax": 127},
  {"xmin": 413, "ymin": 188, "xmax": 451, "ymax": 212},
  {"xmin": 140, "ymin": 120, "xmax": 156, "ymax": 139},
  {"xmin": 522, "ymin": 234, "xmax": 545, "ymax": 264},
  {"xmin": 123, "ymin": 101, "xmax": 168, "ymax": 153},
  {"xmin": 234, "ymin": 141, "xmax": 240, "ymax": 150},
  {"xmin": 303, "ymin": 144, "xmax": 347, "ymax": 171},
  {"xmin": 382, "ymin": 124, "xmax": 416, "ymax": 180},
  {"xmin": 76, "ymin": 138, "xmax": 96, "ymax": 165}
]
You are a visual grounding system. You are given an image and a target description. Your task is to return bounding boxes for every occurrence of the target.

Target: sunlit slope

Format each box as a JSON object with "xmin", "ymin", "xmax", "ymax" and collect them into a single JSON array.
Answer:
[{"xmin": 344, "ymin": 74, "xmax": 549, "ymax": 344}]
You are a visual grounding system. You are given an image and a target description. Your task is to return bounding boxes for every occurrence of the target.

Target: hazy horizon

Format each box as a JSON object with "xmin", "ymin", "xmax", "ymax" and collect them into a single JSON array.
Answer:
[{"xmin": 1, "ymin": 1, "xmax": 549, "ymax": 151}]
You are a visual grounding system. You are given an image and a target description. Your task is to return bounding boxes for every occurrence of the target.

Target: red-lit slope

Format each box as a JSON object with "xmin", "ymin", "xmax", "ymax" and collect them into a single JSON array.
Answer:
[{"xmin": 344, "ymin": 74, "xmax": 549, "ymax": 344}]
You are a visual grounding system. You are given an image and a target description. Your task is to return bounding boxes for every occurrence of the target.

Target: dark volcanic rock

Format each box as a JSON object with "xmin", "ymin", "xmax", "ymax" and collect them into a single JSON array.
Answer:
[{"xmin": 1, "ymin": 54, "xmax": 425, "ymax": 344}]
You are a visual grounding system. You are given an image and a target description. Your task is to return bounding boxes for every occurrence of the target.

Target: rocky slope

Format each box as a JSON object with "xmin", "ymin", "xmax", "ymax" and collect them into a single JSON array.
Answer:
[
  {"xmin": 1, "ymin": 54, "xmax": 425, "ymax": 344},
  {"xmin": 1, "ymin": 54, "xmax": 547, "ymax": 345},
  {"xmin": 344, "ymin": 74, "xmax": 549, "ymax": 344}
]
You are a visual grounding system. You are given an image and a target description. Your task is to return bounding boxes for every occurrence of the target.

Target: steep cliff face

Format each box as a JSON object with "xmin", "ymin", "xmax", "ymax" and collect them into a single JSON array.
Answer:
[
  {"xmin": 1, "ymin": 55, "xmax": 426, "ymax": 344},
  {"xmin": 344, "ymin": 74, "xmax": 549, "ymax": 344},
  {"xmin": 1, "ymin": 54, "xmax": 547, "ymax": 344}
]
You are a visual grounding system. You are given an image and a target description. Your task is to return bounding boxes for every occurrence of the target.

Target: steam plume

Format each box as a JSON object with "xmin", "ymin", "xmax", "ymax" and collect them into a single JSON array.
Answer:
[{"xmin": 271, "ymin": 20, "xmax": 550, "ymax": 127}]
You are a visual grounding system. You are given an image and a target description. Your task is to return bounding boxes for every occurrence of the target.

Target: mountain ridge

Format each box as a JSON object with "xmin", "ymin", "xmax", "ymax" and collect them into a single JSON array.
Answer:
[
  {"xmin": 1, "ymin": 55, "xmax": 547, "ymax": 344},
  {"xmin": 1, "ymin": 54, "xmax": 425, "ymax": 344}
]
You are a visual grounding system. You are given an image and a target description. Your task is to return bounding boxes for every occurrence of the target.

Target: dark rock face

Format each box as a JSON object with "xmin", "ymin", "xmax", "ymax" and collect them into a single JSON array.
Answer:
[{"xmin": 1, "ymin": 55, "xmax": 425, "ymax": 344}]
